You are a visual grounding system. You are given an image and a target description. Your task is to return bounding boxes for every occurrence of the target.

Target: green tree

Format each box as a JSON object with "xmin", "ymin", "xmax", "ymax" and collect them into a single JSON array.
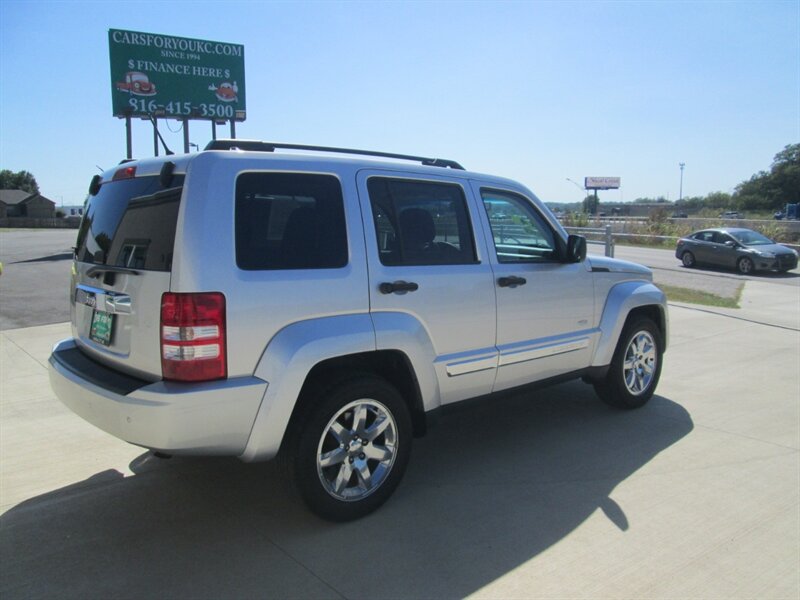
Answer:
[
  {"xmin": 0, "ymin": 169, "xmax": 40, "ymax": 194},
  {"xmin": 733, "ymin": 143, "xmax": 800, "ymax": 210},
  {"xmin": 582, "ymin": 194, "xmax": 599, "ymax": 215},
  {"xmin": 704, "ymin": 191, "xmax": 733, "ymax": 209}
]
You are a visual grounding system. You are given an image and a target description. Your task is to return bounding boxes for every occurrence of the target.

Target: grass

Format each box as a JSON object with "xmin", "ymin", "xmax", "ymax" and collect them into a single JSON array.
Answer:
[{"xmin": 659, "ymin": 283, "xmax": 744, "ymax": 308}]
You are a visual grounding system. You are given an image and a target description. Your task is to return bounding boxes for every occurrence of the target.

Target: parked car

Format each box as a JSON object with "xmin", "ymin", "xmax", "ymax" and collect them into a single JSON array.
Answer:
[
  {"xmin": 671, "ymin": 212, "xmax": 688, "ymax": 219},
  {"xmin": 718, "ymin": 211, "xmax": 744, "ymax": 219},
  {"xmin": 49, "ymin": 140, "xmax": 668, "ymax": 521},
  {"xmin": 676, "ymin": 228, "xmax": 799, "ymax": 274}
]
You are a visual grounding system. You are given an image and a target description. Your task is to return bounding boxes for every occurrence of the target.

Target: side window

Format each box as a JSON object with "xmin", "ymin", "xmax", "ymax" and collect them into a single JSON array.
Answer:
[
  {"xmin": 235, "ymin": 173, "xmax": 347, "ymax": 270},
  {"xmin": 481, "ymin": 188, "xmax": 557, "ymax": 263},
  {"xmin": 693, "ymin": 231, "xmax": 714, "ymax": 242},
  {"xmin": 712, "ymin": 232, "xmax": 733, "ymax": 244},
  {"xmin": 367, "ymin": 177, "xmax": 477, "ymax": 266}
]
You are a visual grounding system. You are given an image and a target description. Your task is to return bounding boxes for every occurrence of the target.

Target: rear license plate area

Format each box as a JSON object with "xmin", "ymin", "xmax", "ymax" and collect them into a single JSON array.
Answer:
[{"xmin": 90, "ymin": 310, "xmax": 114, "ymax": 346}]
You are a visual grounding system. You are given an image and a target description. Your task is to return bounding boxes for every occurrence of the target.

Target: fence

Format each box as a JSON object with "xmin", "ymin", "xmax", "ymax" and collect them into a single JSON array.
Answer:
[
  {"xmin": 564, "ymin": 225, "xmax": 616, "ymax": 257},
  {"xmin": 0, "ymin": 217, "xmax": 80, "ymax": 229}
]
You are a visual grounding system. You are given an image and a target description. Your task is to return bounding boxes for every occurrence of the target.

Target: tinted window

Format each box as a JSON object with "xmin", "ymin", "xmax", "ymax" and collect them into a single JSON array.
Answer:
[
  {"xmin": 692, "ymin": 231, "xmax": 715, "ymax": 242},
  {"xmin": 712, "ymin": 232, "xmax": 735, "ymax": 244},
  {"xmin": 236, "ymin": 173, "xmax": 347, "ymax": 270},
  {"xmin": 75, "ymin": 176, "xmax": 184, "ymax": 272},
  {"xmin": 481, "ymin": 188, "xmax": 557, "ymax": 263},
  {"xmin": 367, "ymin": 177, "xmax": 476, "ymax": 266}
]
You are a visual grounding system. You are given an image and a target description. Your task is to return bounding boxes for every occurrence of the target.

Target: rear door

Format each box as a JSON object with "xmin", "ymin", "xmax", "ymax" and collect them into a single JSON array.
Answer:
[
  {"xmin": 689, "ymin": 231, "xmax": 716, "ymax": 264},
  {"xmin": 358, "ymin": 170, "xmax": 498, "ymax": 405},
  {"xmin": 72, "ymin": 171, "xmax": 184, "ymax": 380}
]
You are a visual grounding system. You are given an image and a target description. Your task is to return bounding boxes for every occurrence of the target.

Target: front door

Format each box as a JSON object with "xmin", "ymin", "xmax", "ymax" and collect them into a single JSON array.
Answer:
[
  {"xmin": 358, "ymin": 170, "xmax": 498, "ymax": 406},
  {"xmin": 472, "ymin": 183, "xmax": 596, "ymax": 392}
]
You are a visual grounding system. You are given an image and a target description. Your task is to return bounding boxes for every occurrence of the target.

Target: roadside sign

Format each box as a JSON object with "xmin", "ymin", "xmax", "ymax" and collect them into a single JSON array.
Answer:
[
  {"xmin": 585, "ymin": 177, "xmax": 621, "ymax": 190},
  {"xmin": 109, "ymin": 29, "xmax": 246, "ymax": 121}
]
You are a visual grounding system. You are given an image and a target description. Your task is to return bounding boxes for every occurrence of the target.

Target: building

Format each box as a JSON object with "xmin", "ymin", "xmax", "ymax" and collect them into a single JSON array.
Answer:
[{"xmin": 0, "ymin": 190, "xmax": 56, "ymax": 219}]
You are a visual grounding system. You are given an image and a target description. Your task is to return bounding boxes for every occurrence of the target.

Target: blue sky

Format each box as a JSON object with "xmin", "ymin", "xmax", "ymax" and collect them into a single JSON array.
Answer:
[{"xmin": 1, "ymin": 0, "xmax": 797, "ymax": 206}]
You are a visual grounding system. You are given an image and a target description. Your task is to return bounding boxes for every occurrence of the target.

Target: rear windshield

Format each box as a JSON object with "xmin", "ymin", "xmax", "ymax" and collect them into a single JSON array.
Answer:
[{"xmin": 75, "ymin": 175, "xmax": 184, "ymax": 272}]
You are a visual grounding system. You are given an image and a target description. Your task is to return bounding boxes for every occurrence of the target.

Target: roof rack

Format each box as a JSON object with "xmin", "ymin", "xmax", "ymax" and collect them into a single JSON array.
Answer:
[{"xmin": 203, "ymin": 139, "xmax": 465, "ymax": 170}]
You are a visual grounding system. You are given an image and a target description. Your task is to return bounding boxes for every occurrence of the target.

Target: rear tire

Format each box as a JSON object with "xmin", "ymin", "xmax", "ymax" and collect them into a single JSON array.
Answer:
[
  {"xmin": 681, "ymin": 251, "xmax": 695, "ymax": 268},
  {"xmin": 594, "ymin": 317, "xmax": 663, "ymax": 409},
  {"xmin": 285, "ymin": 375, "xmax": 412, "ymax": 521}
]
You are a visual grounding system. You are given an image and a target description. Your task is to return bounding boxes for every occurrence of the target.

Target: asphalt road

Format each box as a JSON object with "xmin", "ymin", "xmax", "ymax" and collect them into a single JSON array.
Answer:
[
  {"xmin": 612, "ymin": 244, "xmax": 800, "ymax": 288},
  {"xmin": 0, "ymin": 229, "xmax": 77, "ymax": 330}
]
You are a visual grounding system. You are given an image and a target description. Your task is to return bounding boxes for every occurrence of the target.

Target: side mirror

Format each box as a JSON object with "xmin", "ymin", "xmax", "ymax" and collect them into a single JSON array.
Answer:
[
  {"xmin": 567, "ymin": 234, "xmax": 587, "ymax": 263},
  {"xmin": 724, "ymin": 240, "xmax": 736, "ymax": 248}
]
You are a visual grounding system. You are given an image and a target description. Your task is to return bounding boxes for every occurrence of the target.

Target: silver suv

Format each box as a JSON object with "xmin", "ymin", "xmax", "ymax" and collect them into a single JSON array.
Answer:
[{"xmin": 49, "ymin": 141, "xmax": 668, "ymax": 520}]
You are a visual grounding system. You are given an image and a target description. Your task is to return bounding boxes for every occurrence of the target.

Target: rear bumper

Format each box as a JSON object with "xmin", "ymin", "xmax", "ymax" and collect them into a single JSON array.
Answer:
[{"xmin": 48, "ymin": 339, "xmax": 267, "ymax": 456}]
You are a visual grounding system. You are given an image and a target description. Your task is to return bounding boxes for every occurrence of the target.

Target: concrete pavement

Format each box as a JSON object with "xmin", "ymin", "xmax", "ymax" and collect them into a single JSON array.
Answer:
[{"xmin": 1, "ymin": 281, "xmax": 798, "ymax": 599}]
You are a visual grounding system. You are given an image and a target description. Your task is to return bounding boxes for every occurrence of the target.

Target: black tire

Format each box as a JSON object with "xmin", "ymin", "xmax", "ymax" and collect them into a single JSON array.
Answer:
[
  {"xmin": 737, "ymin": 257, "xmax": 754, "ymax": 274},
  {"xmin": 285, "ymin": 375, "xmax": 412, "ymax": 521},
  {"xmin": 594, "ymin": 317, "xmax": 663, "ymax": 409},
  {"xmin": 681, "ymin": 251, "xmax": 695, "ymax": 268}
]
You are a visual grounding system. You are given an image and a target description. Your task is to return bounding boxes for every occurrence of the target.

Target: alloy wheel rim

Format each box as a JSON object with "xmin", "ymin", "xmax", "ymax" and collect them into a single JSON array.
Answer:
[
  {"xmin": 623, "ymin": 331, "xmax": 657, "ymax": 396},
  {"xmin": 740, "ymin": 259, "xmax": 752, "ymax": 273},
  {"xmin": 316, "ymin": 399, "xmax": 398, "ymax": 502}
]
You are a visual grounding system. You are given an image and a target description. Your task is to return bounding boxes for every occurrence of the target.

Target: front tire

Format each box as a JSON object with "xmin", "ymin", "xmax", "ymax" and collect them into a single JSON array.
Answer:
[
  {"xmin": 594, "ymin": 317, "xmax": 663, "ymax": 409},
  {"xmin": 287, "ymin": 375, "xmax": 412, "ymax": 521},
  {"xmin": 737, "ymin": 257, "xmax": 754, "ymax": 274}
]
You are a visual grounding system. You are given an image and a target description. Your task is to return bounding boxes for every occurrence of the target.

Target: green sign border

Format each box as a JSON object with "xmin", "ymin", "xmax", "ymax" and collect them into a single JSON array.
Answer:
[{"xmin": 109, "ymin": 29, "xmax": 246, "ymax": 121}]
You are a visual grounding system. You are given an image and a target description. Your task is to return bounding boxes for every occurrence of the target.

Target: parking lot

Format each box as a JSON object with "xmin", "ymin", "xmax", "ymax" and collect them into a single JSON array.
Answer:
[{"xmin": 1, "ymin": 230, "xmax": 798, "ymax": 598}]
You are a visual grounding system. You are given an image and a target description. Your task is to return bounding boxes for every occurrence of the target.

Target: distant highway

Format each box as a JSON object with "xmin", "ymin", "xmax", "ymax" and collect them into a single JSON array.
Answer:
[{"xmin": 609, "ymin": 245, "xmax": 800, "ymax": 288}]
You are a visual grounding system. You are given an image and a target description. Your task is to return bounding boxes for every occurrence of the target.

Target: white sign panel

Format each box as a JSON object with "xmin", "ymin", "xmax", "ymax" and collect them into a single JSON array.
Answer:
[{"xmin": 585, "ymin": 177, "xmax": 621, "ymax": 190}]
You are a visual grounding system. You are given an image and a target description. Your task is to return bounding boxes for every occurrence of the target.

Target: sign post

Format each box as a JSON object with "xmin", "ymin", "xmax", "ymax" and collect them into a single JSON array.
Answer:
[
  {"xmin": 109, "ymin": 29, "xmax": 246, "ymax": 155},
  {"xmin": 584, "ymin": 177, "xmax": 621, "ymax": 216}
]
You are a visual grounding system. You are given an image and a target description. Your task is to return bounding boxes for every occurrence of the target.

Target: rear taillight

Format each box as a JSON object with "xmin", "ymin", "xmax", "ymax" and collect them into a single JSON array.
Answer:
[{"xmin": 160, "ymin": 292, "xmax": 227, "ymax": 382}]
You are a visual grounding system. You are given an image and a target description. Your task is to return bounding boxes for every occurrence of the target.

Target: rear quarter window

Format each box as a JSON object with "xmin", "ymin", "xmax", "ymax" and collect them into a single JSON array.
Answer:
[{"xmin": 235, "ymin": 172, "xmax": 348, "ymax": 270}]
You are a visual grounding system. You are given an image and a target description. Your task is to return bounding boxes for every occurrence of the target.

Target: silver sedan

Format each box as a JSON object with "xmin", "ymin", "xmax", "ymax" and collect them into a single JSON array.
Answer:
[{"xmin": 675, "ymin": 228, "xmax": 799, "ymax": 274}]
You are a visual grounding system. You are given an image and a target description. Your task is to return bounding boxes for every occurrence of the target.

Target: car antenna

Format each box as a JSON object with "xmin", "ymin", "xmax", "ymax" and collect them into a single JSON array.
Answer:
[{"xmin": 147, "ymin": 114, "xmax": 174, "ymax": 156}]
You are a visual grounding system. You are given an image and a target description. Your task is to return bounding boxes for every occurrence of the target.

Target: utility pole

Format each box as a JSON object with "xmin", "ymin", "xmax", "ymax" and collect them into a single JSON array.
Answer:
[{"xmin": 679, "ymin": 162, "xmax": 686, "ymax": 201}]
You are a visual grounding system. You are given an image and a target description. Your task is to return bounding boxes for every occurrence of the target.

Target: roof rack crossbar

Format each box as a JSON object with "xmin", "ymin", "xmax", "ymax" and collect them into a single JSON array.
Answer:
[{"xmin": 203, "ymin": 139, "xmax": 465, "ymax": 170}]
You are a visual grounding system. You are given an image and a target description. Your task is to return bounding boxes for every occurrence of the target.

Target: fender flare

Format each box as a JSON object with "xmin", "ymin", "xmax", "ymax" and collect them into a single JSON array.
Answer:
[
  {"xmin": 591, "ymin": 281, "xmax": 668, "ymax": 368},
  {"xmin": 239, "ymin": 311, "xmax": 441, "ymax": 462},
  {"xmin": 240, "ymin": 314, "xmax": 376, "ymax": 462}
]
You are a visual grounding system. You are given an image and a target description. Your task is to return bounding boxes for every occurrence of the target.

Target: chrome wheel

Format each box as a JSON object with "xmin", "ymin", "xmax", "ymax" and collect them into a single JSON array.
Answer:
[
  {"xmin": 316, "ymin": 399, "xmax": 398, "ymax": 502},
  {"xmin": 623, "ymin": 331, "xmax": 657, "ymax": 396}
]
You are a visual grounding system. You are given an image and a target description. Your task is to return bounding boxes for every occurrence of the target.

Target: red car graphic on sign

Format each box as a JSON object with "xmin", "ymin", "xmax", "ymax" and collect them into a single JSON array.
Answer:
[
  {"xmin": 208, "ymin": 81, "xmax": 238, "ymax": 102},
  {"xmin": 116, "ymin": 72, "xmax": 157, "ymax": 96}
]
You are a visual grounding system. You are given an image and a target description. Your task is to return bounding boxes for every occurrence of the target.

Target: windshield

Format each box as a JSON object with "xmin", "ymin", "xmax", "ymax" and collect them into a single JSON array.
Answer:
[
  {"xmin": 730, "ymin": 230, "xmax": 774, "ymax": 246},
  {"xmin": 75, "ymin": 175, "xmax": 184, "ymax": 271}
]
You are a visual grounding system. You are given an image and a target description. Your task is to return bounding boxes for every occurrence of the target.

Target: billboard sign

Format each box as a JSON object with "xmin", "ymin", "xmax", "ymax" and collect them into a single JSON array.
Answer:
[
  {"xmin": 109, "ymin": 29, "xmax": 245, "ymax": 120},
  {"xmin": 585, "ymin": 177, "xmax": 621, "ymax": 190}
]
